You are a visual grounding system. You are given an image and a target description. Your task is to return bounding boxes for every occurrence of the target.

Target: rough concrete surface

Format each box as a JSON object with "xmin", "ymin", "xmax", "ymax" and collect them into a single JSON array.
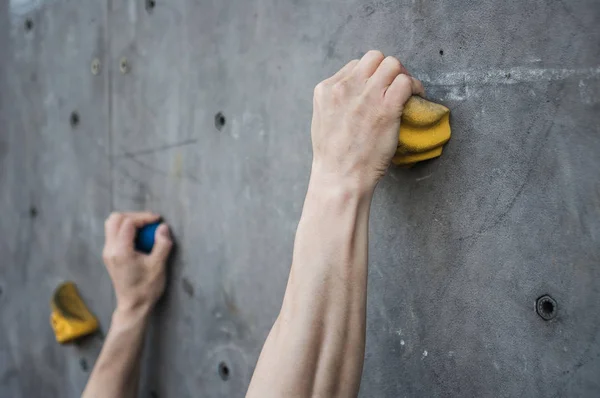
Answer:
[{"xmin": 1, "ymin": 0, "xmax": 599, "ymax": 397}]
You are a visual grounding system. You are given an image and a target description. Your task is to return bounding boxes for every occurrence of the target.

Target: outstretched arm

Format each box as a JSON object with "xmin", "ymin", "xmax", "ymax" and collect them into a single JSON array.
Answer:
[
  {"xmin": 247, "ymin": 51, "xmax": 424, "ymax": 397},
  {"xmin": 82, "ymin": 212, "xmax": 172, "ymax": 398}
]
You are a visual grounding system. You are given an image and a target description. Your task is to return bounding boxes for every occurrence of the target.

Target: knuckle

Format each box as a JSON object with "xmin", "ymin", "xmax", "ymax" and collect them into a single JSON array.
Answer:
[
  {"xmin": 121, "ymin": 217, "xmax": 134, "ymax": 228},
  {"xmin": 331, "ymin": 79, "xmax": 350, "ymax": 97},
  {"xmin": 314, "ymin": 81, "xmax": 327, "ymax": 98},
  {"xmin": 346, "ymin": 59, "xmax": 360, "ymax": 70},
  {"xmin": 105, "ymin": 212, "xmax": 122, "ymax": 226},
  {"xmin": 102, "ymin": 247, "xmax": 119, "ymax": 263},
  {"xmin": 385, "ymin": 56, "xmax": 401, "ymax": 72},
  {"xmin": 109, "ymin": 211, "xmax": 122, "ymax": 220},
  {"xmin": 396, "ymin": 74, "xmax": 412, "ymax": 89},
  {"xmin": 366, "ymin": 49, "xmax": 384, "ymax": 59}
]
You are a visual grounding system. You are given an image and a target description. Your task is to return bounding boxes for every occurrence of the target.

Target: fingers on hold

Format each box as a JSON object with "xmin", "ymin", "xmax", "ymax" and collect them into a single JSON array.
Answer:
[
  {"xmin": 411, "ymin": 76, "xmax": 424, "ymax": 97},
  {"xmin": 397, "ymin": 60, "xmax": 411, "ymax": 76},
  {"xmin": 382, "ymin": 56, "xmax": 402, "ymax": 75},
  {"xmin": 156, "ymin": 223, "xmax": 171, "ymax": 239},
  {"xmin": 117, "ymin": 217, "xmax": 138, "ymax": 244},
  {"xmin": 354, "ymin": 50, "xmax": 386, "ymax": 79},
  {"xmin": 414, "ymin": 78, "xmax": 425, "ymax": 96},
  {"xmin": 370, "ymin": 56, "xmax": 403, "ymax": 88},
  {"xmin": 151, "ymin": 223, "xmax": 173, "ymax": 261},
  {"xmin": 121, "ymin": 211, "xmax": 160, "ymax": 227},
  {"xmin": 385, "ymin": 73, "xmax": 425, "ymax": 105}
]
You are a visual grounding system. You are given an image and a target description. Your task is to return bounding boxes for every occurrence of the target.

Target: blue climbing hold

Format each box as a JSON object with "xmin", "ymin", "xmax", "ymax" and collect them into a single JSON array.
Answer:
[{"xmin": 135, "ymin": 222, "xmax": 161, "ymax": 254}]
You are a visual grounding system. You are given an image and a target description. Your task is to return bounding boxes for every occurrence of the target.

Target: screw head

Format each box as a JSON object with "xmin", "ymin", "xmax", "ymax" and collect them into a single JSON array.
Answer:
[
  {"xmin": 536, "ymin": 295, "xmax": 557, "ymax": 321},
  {"xmin": 91, "ymin": 58, "xmax": 101, "ymax": 75},
  {"xmin": 119, "ymin": 57, "xmax": 130, "ymax": 74}
]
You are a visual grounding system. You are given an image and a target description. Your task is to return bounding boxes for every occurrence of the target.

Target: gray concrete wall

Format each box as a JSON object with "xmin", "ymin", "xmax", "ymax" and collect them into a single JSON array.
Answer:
[{"xmin": 1, "ymin": 0, "xmax": 599, "ymax": 397}]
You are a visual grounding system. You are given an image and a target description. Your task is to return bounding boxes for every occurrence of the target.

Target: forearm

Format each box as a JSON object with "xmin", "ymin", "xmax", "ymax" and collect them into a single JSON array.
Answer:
[
  {"xmin": 248, "ymin": 172, "xmax": 374, "ymax": 397},
  {"xmin": 82, "ymin": 307, "xmax": 150, "ymax": 398}
]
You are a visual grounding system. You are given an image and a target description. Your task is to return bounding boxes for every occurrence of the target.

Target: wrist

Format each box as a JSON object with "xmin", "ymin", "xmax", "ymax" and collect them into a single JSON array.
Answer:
[
  {"xmin": 308, "ymin": 165, "xmax": 376, "ymax": 201},
  {"xmin": 304, "ymin": 171, "xmax": 374, "ymax": 219},
  {"xmin": 112, "ymin": 304, "xmax": 152, "ymax": 329}
]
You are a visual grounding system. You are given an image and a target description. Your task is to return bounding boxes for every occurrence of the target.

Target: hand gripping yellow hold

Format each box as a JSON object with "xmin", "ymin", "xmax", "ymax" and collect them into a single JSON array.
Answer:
[
  {"xmin": 393, "ymin": 96, "xmax": 451, "ymax": 166},
  {"xmin": 50, "ymin": 281, "xmax": 99, "ymax": 343}
]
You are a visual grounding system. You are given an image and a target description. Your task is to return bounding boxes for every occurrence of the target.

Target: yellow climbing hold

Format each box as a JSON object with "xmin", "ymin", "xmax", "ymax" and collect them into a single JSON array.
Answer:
[
  {"xmin": 50, "ymin": 281, "xmax": 99, "ymax": 344},
  {"xmin": 393, "ymin": 96, "xmax": 451, "ymax": 166}
]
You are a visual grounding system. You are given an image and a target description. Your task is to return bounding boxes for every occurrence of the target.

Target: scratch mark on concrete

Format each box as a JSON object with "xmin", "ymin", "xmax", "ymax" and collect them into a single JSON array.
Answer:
[
  {"xmin": 415, "ymin": 174, "xmax": 432, "ymax": 182},
  {"xmin": 113, "ymin": 138, "xmax": 198, "ymax": 159},
  {"xmin": 458, "ymin": 88, "xmax": 564, "ymax": 242}
]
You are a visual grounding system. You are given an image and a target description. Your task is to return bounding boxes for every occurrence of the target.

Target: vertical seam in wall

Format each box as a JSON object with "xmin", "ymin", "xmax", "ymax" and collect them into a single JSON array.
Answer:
[
  {"xmin": 106, "ymin": 0, "xmax": 114, "ymax": 211},
  {"xmin": 106, "ymin": 0, "xmax": 116, "ymax": 311}
]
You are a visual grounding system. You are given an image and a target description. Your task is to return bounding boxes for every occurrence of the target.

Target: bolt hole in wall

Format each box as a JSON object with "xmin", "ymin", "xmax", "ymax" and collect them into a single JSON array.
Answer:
[
  {"xmin": 439, "ymin": 49, "xmax": 444, "ymax": 56},
  {"xmin": 215, "ymin": 112, "xmax": 226, "ymax": 131},
  {"xmin": 29, "ymin": 206, "xmax": 37, "ymax": 218},
  {"xmin": 218, "ymin": 361, "xmax": 230, "ymax": 381},
  {"xmin": 536, "ymin": 295, "xmax": 557, "ymax": 321},
  {"xmin": 79, "ymin": 358, "xmax": 88, "ymax": 372},
  {"xmin": 70, "ymin": 111, "xmax": 80, "ymax": 128},
  {"xmin": 24, "ymin": 18, "xmax": 33, "ymax": 31},
  {"xmin": 91, "ymin": 59, "xmax": 101, "ymax": 75},
  {"xmin": 146, "ymin": 0, "xmax": 156, "ymax": 12},
  {"xmin": 120, "ymin": 57, "xmax": 130, "ymax": 74}
]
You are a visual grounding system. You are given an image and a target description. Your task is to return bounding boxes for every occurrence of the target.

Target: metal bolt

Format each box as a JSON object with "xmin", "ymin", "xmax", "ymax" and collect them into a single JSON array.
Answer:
[
  {"xmin": 119, "ymin": 57, "xmax": 130, "ymax": 74},
  {"xmin": 91, "ymin": 58, "xmax": 101, "ymax": 75},
  {"xmin": 536, "ymin": 295, "xmax": 557, "ymax": 321}
]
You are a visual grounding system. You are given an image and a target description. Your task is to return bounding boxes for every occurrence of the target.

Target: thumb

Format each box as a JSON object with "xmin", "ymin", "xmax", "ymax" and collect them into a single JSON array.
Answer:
[{"xmin": 150, "ymin": 223, "xmax": 173, "ymax": 263}]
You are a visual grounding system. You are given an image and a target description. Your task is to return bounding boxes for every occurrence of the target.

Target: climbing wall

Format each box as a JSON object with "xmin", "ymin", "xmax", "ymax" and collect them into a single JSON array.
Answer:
[{"xmin": 1, "ymin": 0, "xmax": 599, "ymax": 396}]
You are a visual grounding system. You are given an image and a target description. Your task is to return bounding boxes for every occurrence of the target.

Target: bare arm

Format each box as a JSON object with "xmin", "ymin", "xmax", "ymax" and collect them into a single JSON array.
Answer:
[
  {"xmin": 82, "ymin": 212, "xmax": 172, "ymax": 398},
  {"xmin": 247, "ymin": 51, "xmax": 424, "ymax": 397}
]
